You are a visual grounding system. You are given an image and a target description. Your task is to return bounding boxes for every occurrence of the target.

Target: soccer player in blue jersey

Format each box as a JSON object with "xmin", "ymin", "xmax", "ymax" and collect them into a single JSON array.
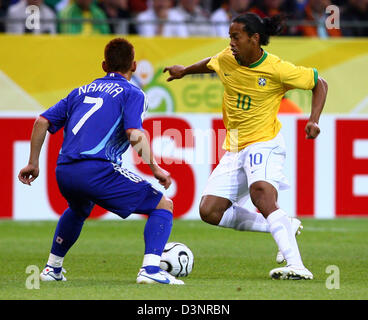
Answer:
[{"xmin": 18, "ymin": 38, "xmax": 184, "ymax": 285}]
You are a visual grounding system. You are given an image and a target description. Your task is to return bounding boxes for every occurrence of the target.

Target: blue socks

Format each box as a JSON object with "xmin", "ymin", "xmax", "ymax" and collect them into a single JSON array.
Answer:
[
  {"xmin": 51, "ymin": 208, "xmax": 86, "ymax": 258},
  {"xmin": 48, "ymin": 207, "xmax": 173, "ymax": 276},
  {"xmin": 143, "ymin": 209, "xmax": 173, "ymax": 274}
]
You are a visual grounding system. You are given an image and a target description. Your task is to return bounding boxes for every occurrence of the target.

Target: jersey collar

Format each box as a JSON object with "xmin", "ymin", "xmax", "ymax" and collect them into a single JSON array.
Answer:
[
  {"xmin": 105, "ymin": 72, "xmax": 127, "ymax": 80},
  {"xmin": 248, "ymin": 50, "xmax": 268, "ymax": 68}
]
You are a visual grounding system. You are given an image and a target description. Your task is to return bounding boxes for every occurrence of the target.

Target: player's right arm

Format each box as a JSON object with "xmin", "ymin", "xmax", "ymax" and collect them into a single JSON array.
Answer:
[
  {"xmin": 18, "ymin": 94, "xmax": 69, "ymax": 186},
  {"xmin": 163, "ymin": 57, "xmax": 214, "ymax": 81},
  {"xmin": 18, "ymin": 116, "xmax": 50, "ymax": 185}
]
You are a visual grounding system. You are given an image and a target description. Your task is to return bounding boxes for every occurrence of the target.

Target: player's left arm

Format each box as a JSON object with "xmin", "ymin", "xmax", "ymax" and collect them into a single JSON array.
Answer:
[
  {"xmin": 123, "ymin": 89, "xmax": 172, "ymax": 189},
  {"xmin": 277, "ymin": 61, "xmax": 328, "ymax": 139},
  {"xmin": 18, "ymin": 116, "xmax": 50, "ymax": 185},
  {"xmin": 306, "ymin": 76, "xmax": 328, "ymax": 139},
  {"xmin": 126, "ymin": 128, "xmax": 171, "ymax": 190}
]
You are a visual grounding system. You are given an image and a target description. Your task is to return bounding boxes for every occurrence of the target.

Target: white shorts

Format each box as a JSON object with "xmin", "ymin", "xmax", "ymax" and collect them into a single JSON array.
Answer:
[{"xmin": 202, "ymin": 132, "xmax": 290, "ymax": 204}]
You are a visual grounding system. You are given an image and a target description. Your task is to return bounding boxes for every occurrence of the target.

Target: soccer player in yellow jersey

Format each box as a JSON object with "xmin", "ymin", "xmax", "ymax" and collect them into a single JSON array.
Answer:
[{"xmin": 164, "ymin": 13, "xmax": 328, "ymax": 280}]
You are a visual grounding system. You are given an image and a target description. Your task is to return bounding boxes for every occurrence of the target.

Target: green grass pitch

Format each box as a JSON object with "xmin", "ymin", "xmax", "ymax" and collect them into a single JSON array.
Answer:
[{"xmin": 0, "ymin": 219, "xmax": 367, "ymax": 300}]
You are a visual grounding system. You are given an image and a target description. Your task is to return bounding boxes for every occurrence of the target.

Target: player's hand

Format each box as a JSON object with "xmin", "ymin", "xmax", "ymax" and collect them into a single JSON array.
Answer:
[
  {"xmin": 305, "ymin": 121, "xmax": 320, "ymax": 139},
  {"xmin": 152, "ymin": 166, "xmax": 172, "ymax": 190},
  {"xmin": 18, "ymin": 164, "xmax": 39, "ymax": 186},
  {"xmin": 163, "ymin": 65, "xmax": 186, "ymax": 82}
]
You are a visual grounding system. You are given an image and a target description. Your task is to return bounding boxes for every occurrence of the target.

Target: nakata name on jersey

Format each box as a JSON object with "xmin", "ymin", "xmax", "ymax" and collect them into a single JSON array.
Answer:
[{"xmin": 78, "ymin": 81, "xmax": 124, "ymax": 98}]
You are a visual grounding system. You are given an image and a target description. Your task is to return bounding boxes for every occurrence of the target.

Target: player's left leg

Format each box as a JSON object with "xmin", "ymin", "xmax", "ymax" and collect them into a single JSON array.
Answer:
[
  {"xmin": 250, "ymin": 181, "xmax": 312, "ymax": 280},
  {"xmin": 40, "ymin": 200, "xmax": 94, "ymax": 281},
  {"xmin": 243, "ymin": 133, "xmax": 309, "ymax": 276},
  {"xmin": 40, "ymin": 161, "xmax": 98, "ymax": 281}
]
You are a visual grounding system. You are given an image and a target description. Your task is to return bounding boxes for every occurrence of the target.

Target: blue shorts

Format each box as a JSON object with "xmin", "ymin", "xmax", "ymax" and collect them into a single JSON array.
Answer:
[{"xmin": 56, "ymin": 160, "xmax": 163, "ymax": 219}]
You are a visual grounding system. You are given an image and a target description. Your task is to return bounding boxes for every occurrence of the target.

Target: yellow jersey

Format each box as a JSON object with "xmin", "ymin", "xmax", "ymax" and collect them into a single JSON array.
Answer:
[{"xmin": 207, "ymin": 46, "xmax": 318, "ymax": 151}]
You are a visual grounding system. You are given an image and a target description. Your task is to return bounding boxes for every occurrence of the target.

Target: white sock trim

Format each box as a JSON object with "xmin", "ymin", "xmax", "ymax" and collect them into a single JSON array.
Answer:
[
  {"xmin": 142, "ymin": 254, "xmax": 161, "ymax": 267},
  {"xmin": 47, "ymin": 253, "xmax": 64, "ymax": 268},
  {"xmin": 266, "ymin": 208, "xmax": 287, "ymax": 225},
  {"xmin": 267, "ymin": 209, "xmax": 304, "ymax": 268},
  {"xmin": 219, "ymin": 206, "xmax": 234, "ymax": 227}
]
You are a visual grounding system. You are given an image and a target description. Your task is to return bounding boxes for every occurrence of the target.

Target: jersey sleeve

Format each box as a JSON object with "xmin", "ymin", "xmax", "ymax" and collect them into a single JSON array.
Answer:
[
  {"xmin": 276, "ymin": 60, "xmax": 318, "ymax": 91},
  {"xmin": 40, "ymin": 93, "xmax": 71, "ymax": 134},
  {"xmin": 207, "ymin": 47, "xmax": 229, "ymax": 73},
  {"xmin": 123, "ymin": 87, "xmax": 147, "ymax": 130},
  {"xmin": 207, "ymin": 54, "xmax": 220, "ymax": 73}
]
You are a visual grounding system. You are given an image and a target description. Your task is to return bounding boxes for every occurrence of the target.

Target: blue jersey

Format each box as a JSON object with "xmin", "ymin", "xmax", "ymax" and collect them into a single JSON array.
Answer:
[{"xmin": 41, "ymin": 73, "xmax": 148, "ymax": 165}]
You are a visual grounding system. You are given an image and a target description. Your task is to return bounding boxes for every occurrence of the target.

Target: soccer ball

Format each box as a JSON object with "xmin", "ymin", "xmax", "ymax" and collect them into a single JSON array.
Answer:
[{"xmin": 160, "ymin": 242, "xmax": 194, "ymax": 277}]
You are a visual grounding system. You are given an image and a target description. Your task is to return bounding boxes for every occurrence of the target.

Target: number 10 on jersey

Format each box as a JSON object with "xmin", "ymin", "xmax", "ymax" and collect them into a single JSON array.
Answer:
[{"xmin": 237, "ymin": 93, "xmax": 251, "ymax": 111}]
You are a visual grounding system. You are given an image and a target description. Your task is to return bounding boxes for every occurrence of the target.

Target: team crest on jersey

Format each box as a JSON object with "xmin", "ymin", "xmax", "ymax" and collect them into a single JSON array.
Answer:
[{"xmin": 258, "ymin": 77, "xmax": 267, "ymax": 86}]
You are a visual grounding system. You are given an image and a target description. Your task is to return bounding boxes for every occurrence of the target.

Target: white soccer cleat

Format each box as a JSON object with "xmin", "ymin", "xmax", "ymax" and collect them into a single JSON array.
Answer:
[
  {"xmin": 275, "ymin": 218, "xmax": 303, "ymax": 264},
  {"xmin": 40, "ymin": 266, "xmax": 67, "ymax": 281},
  {"xmin": 269, "ymin": 265, "xmax": 313, "ymax": 280},
  {"xmin": 136, "ymin": 268, "xmax": 184, "ymax": 285}
]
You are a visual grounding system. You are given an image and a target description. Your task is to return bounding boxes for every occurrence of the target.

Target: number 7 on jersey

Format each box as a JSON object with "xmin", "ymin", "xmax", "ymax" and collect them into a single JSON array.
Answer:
[{"xmin": 72, "ymin": 96, "xmax": 103, "ymax": 135}]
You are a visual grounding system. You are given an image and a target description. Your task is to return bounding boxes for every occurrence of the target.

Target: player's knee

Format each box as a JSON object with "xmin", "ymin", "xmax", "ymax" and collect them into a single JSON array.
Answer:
[
  {"xmin": 199, "ymin": 203, "xmax": 210, "ymax": 222},
  {"xmin": 249, "ymin": 182, "xmax": 278, "ymax": 215},
  {"xmin": 69, "ymin": 202, "xmax": 93, "ymax": 221},
  {"xmin": 250, "ymin": 182, "xmax": 265, "ymax": 200},
  {"xmin": 199, "ymin": 199, "xmax": 224, "ymax": 225},
  {"xmin": 156, "ymin": 196, "xmax": 173, "ymax": 213}
]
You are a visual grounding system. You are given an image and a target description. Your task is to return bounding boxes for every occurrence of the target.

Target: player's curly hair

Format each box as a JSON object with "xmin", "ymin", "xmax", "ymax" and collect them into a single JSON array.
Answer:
[
  {"xmin": 104, "ymin": 38, "xmax": 134, "ymax": 73},
  {"xmin": 232, "ymin": 13, "xmax": 286, "ymax": 46}
]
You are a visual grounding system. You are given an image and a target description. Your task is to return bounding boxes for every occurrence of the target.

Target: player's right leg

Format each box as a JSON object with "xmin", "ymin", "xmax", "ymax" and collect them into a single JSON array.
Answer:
[
  {"xmin": 135, "ymin": 195, "xmax": 184, "ymax": 285},
  {"xmin": 199, "ymin": 194, "xmax": 232, "ymax": 225},
  {"xmin": 90, "ymin": 164, "xmax": 183, "ymax": 285}
]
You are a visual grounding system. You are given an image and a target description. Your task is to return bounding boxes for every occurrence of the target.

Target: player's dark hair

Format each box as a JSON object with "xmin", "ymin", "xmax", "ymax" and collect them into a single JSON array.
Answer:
[
  {"xmin": 104, "ymin": 38, "xmax": 134, "ymax": 73},
  {"xmin": 232, "ymin": 13, "xmax": 286, "ymax": 46}
]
